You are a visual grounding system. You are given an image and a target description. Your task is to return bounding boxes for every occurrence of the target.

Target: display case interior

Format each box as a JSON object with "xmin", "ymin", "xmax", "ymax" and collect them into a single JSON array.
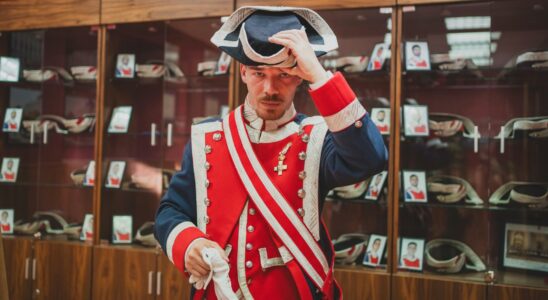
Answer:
[
  {"xmin": 0, "ymin": 26, "xmax": 98, "ymax": 242},
  {"xmin": 99, "ymin": 17, "xmax": 230, "ymax": 245},
  {"xmin": 397, "ymin": 0, "xmax": 548, "ymax": 289}
]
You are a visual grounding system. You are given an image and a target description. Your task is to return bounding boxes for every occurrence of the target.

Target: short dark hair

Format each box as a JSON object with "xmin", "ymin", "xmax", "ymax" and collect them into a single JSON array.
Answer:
[
  {"xmin": 412, "ymin": 45, "xmax": 421, "ymax": 51},
  {"xmin": 410, "ymin": 174, "xmax": 418, "ymax": 180},
  {"xmin": 408, "ymin": 242, "xmax": 417, "ymax": 247}
]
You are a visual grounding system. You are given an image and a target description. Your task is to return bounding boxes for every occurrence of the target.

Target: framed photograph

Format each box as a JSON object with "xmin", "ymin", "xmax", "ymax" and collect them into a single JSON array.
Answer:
[
  {"xmin": 363, "ymin": 234, "xmax": 387, "ymax": 267},
  {"xmin": 367, "ymin": 43, "xmax": 388, "ymax": 71},
  {"xmin": 405, "ymin": 41, "xmax": 431, "ymax": 71},
  {"xmin": 3, "ymin": 108, "xmax": 23, "ymax": 132},
  {"xmin": 105, "ymin": 161, "xmax": 126, "ymax": 188},
  {"xmin": 214, "ymin": 52, "xmax": 232, "ymax": 75},
  {"xmin": 0, "ymin": 209, "xmax": 14, "ymax": 234},
  {"xmin": 107, "ymin": 106, "xmax": 132, "ymax": 133},
  {"xmin": 403, "ymin": 170, "xmax": 428, "ymax": 203},
  {"xmin": 115, "ymin": 54, "xmax": 135, "ymax": 78},
  {"xmin": 371, "ymin": 108, "xmax": 390, "ymax": 135},
  {"xmin": 399, "ymin": 237, "xmax": 425, "ymax": 271},
  {"xmin": 112, "ymin": 215, "xmax": 133, "ymax": 244},
  {"xmin": 0, "ymin": 56, "xmax": 20, "ymax": 82},
  {"xmin": 0, "ymin": 157, "xmax": 20, "ymax": 183},
  {"xmin": 83, "ymin": 161, "xmax": 95, "ymax": 187},
  {"xmin": 504, "ymin": 223, "xmax": 548, "ymax": 273},
  {"xmin": 365, "ymin": 171, "xmax": 388, "ymax": 201},
  {"xmin": 80, "ymin": 214, "xmax": 94, "ymax": 241},
  {"xmin": 403, "ymin": 105, "xmax": 429, "ymax": 136}
]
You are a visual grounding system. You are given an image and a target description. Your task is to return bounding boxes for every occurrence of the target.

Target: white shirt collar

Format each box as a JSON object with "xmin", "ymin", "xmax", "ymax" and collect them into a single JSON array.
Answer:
[{"xmin": 243, "ymin": 97, "xmax": 296, "ymax": 132}]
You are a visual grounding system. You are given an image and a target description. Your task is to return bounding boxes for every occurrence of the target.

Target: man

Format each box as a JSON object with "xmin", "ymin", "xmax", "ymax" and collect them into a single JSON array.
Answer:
[
  {"xmin": 405, "ymin": 174, "xmax": 426, "ymax": 201},
  {"xmin": 116, "ymin": 54, "xmax": 134, "ymax": 78},
  {"xmin": 368, "ymin": 45, "xmax": 385, "ymax": 71},
  {"xmin": 366, "ymin": 173, "xmax": 384, "ymax": 199},
  {"xmin": 155, "ymin": 6, "xmax": 387, "ymax": 300},
  {"xmin": 401, "ymin": 242, "xmax": 420, "ymax": 268},
  {"xmin": 2, "ymin": 159, "xmax": 16, "ymax": 182},
  {"xmin": 0, "ymin": 211, "xmax": 11, "ymax": 233},
  {"xmin": 408, "ymin": 44, "xmax": 427, "ymax": 68},
  {"xmin": 364, "ymin": 238, "xmax": 382, "ymax": 265},
  {"xmin": 374, "ymin": 109, "xmax": 389, "ymax": 134},
  {"xmin": 107, "ymin": 163, "xmax": 122, "ymax": 187},
  {"xmin": 3, "ymin": 109, "xmax": 19, "ymax": 132}
]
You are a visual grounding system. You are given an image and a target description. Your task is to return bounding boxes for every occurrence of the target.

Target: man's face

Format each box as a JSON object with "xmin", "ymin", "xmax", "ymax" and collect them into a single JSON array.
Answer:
[
  {"xmin": 1, "ymin": 212, "xmax": 7, "ymax": 221},
  {"xmin": 374, "ymin": 175, "xmax": 382, "ymax": 185},
  {"xmin": 407, "ymin": 243, "xmax": 416, "ymax": 256},
  {"xmin": 240, "ymin": 65, "xmax": 302, "ymax": 120},
  {"xmin": 376, "ymin": 47, "xmax": 383, "ymax": 57},
  {"xmin": 121, "ymin": 56, "xmax": 129, "ymax": 65},
  {"xmin": 112, "ymin": 164, "xmax": 119, "ymax": 175},
  {"xmin": 513, "ymin": 233, "xmax": 524, "ymax": 250},
  {"xmin": 6, "ymin": 160, "xmax": 13, "ymax": 170},
  {"xmin": 413, "ymin": 46, "xmax": 421, "ymax": 57},
  {"xmin": 377, "ymin": 110, "xmax": 385, "ymax": 122},
  {"xmin": 410, "ymin": 176, "xmax": 418, "ymax": 187},
  {"xmin": 10, "ymin": 111, "xmax": 16, "ymax": 119}
]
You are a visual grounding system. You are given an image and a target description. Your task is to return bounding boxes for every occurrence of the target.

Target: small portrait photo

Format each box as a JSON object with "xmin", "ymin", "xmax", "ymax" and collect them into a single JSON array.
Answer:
[
  {"xmin": 363, "ymin": 234, "xmax": 387, "ymax": 267},
  {"xmin": 80, "ymin": 214, "xmax": 94, "ymax": 241},
  {"xmin": 112, "ymin": 215, "xmax": 133, "ymax": 244},
  {"xmin": 107, "ymin": 106, "xmax": 132, "ymax": 133},
  {"xmin": 365, "ymin": 171, "xmax": 388, "ymax": 201},
  {"xmin": 0, "ymin": 209, "xmax": 14, "ymax": 234},
  {"xmin": 105, "ymin": 161, "xmax": 126, "ymax": 189},
  {"xmin": 371, "ymin": 108, "xmax": 390, "ymax": 135},
  {"xmin": 504, "ymin": 223, "xmax": 548, "ymax": 273},
  {"xmin": 0, "ymin": 56, "xmax": 20, "ymax": 82},
  {"xmin": 115, "ymin": 54, "xmax": 135, "ymax": 78},
  {"xmin": 367, "ymin": 43, "xmax": 388, "ymax": 71},
  {"xmin": 405, "ymin": 41, "xmax": 431, "ymax": 71},
  {"xmin": 83, "ymin": 161, "xmax": 95, "ymax": 187},
  {"xmin": 399, "ymin": 237, "xmax": 425, "ymax": 271},
  {"xmin": 403, "ymin": 105, "xmax": 429, "ymax": 136},
  {"xmin": 214, "ymin": 52, "xmax": 232, "ymax": 75},
  {"xmin": 3, "ymin": 108, "xmax": 23, "ymax": 133},
  {"xmin": 0, "ymin": 157, "xmax": 20, "ymax": 183},
  {"xmin": 403, "ymin": 170, "xmax": 428, "ymax": 203}
]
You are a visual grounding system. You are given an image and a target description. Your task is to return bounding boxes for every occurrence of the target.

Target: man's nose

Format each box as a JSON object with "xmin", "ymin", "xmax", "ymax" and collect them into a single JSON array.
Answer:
[{"xmin": 263, "ymin": 77, "xmax": 278, "ymax": 95}]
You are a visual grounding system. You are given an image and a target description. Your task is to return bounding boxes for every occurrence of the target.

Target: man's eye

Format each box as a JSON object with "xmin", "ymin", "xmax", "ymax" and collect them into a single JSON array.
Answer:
[
  {"xmin": 280, "ymin": 73, "xmax": 289, "ymax": 78},
  {"xmin": 254, "ymin": 72, "xmax": 265, "ymax": 77}
]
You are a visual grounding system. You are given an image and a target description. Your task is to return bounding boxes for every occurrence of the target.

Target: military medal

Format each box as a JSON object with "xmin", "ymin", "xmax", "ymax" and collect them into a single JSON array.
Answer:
[{"xmin": 274, "ymin": 142, "xmax": 292, "ymax": 176}]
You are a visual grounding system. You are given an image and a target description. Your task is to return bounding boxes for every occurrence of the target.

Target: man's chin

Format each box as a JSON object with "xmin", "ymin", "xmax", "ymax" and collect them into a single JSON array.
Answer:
[{"xmin": 257, "ymin": 109, "xmax": 285, "ymax": 121}]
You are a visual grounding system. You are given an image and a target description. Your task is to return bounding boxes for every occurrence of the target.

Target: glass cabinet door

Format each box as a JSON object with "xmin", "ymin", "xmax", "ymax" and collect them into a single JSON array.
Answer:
[
  {"xmin": 37, "ymin": 26, "xmax": 98, "ymax": 242},
  {"xmin": 0, "ymin": 29, "xmax": 44, "ymax": 236},
  {"xmin": 485, "ymin": 0, "xmax": 547, "ymax": 290},
  {"xmin": 100, "ymin": 22, "xmax": 166, "ymax": 245},
  {"xmin": 397, "ymin": 1, "xmax": 492, "ymax": 285},
  {"xmin": 290, "ymin": 8, "xmax": 394, "ymax": 275},
  {"xmin": 162, "ymin": 17, "xmax": 231, "ymax": 187}
]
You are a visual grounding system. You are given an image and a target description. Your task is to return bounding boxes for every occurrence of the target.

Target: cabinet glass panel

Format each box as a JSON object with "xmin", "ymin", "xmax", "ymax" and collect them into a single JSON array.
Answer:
[
  {"xmin": 100, "ymin": 18, "xmax": 230, "ymax": 246},
  {"xmin": 398, "ymin": 0, "xmax": 548, "ymax": 289},
  {"xmin": 290, "ymin": 8, "xmax": 393, "ymax": 272},
  {"xmin": 1, "ymin": 26, "xmax": 97, "ymax": 242}
]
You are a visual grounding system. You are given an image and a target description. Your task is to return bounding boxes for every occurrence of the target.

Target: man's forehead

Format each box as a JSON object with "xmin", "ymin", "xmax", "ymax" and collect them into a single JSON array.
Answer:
[{"xmin": 246, "ymin": 65, "xmax": 285, "ymax": 72}]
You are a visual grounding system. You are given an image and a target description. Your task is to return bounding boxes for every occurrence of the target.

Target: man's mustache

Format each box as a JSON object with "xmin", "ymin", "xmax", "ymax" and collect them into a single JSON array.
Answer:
[{"xmin": 259, "ymin": 94, "xmax": 283, "ymax": 102}]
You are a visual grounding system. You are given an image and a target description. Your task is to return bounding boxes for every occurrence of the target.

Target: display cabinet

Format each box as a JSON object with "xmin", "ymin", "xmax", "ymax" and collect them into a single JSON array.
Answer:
[
  {"xmin": 393, "ymin": 1, "xmax": 548, "ymax": 299},
  {"xmin": 0, "ymin": 26, "xmax": 98, "ymax": 299}
]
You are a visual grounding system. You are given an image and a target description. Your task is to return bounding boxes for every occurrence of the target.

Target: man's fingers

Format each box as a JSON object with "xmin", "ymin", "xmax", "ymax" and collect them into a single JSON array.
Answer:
[
  {"xmin": 189, "ymin": 264, "xmax": 210, "ymax": 277},
  {"xmin": 268, "ymin": 36, "xmax": 296, "ymax": 50}
]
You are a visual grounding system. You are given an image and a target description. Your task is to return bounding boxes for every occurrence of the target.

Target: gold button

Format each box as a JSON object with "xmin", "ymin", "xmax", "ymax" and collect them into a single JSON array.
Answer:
[
  {"xmin": 247, "ymin": 225, "xmax": 255, "ymax": 233},
  {"xmin": 299, "ymin": 171, "xmax": 306, "ymax": 180},
  {"xmin": 297, "ymin": 208, "xmax": 305, "ymax": 217},
  {"xmin": 204, "ymin": 145, "xmax": 212, "ymax": 154},
  {"xmin": 213, "ymin": 133, "xmax": 222, "ymax": 141},
  {"xmin": 354, "ymin": 120, "xmax": 363, "ymax": 128},
  {"xmin": 204, "ymin": 161, "xmax": 211, "ymax": 171},
  {"xmin": 298, "ymin": 152, "xmax": 306, "ymax": 161},
  {"xmin": 246, "ymin": 243, "xmax": 253, "ymax": 250},
  {"xmin": 301, "ymin": 134, "xmax": 309, "ymax": 143},
  {"xmin": 205, "ymin": 179, "xmax": 210, "ymax": 188},
  {"xmin": 204, "ymin": 198, "xmax": 211, "ymax": 207},
  {"xmin": 298, "ymin": 189, "xmax": 306, "ymax": 199},
  {"xmin": 246, "ymin": 261, "xmax": 253, "ymax": 268},
  {"xmin": 249, "ymin": 208, "xmax": 256, "ymax": 215}
]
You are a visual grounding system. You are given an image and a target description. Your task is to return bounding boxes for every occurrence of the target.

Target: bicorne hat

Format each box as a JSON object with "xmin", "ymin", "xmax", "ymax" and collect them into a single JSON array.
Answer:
[{"xmin": 210, "ymin": 6, "xmax": 338, "ymax": 67}]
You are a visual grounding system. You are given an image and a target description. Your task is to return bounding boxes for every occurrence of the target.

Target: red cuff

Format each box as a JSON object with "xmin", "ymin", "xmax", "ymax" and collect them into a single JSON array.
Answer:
[
  {"xmin": 308, "ymin": 72, "xmax": 356, "ymax": 116},
  {"xmin": 171, "ymin": 226, "xmax": 207, "ymax": 274}
]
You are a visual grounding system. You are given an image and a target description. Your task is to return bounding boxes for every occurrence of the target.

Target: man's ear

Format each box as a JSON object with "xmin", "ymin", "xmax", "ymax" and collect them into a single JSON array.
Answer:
[{"xmin": 240, "ymin": 64, "xmax": 247, "ymax": 84}]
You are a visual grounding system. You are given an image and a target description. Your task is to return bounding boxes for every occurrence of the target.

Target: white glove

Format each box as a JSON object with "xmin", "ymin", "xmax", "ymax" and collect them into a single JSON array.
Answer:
[{"xmin": 189, "ymin": 247, "xmax": 238, "ymax": 300}]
